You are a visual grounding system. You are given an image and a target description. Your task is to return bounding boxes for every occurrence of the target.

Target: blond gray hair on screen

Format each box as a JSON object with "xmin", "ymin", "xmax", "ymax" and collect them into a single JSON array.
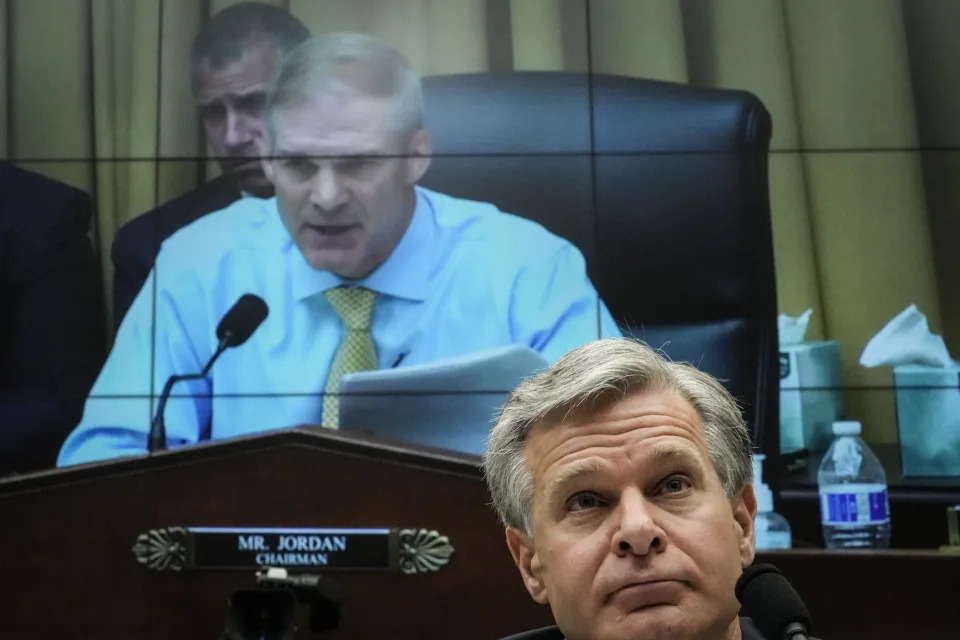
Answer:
[
  {"xmin": 266, "ymin": 32, "xmax": 424, "ymax": 145},
  {"xmin": 482, "ymin": 338, "xmax": 754, "ymax": 535}
]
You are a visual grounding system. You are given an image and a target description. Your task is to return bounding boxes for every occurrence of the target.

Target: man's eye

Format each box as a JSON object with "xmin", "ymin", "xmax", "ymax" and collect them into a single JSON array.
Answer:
[
  {"xmin": 567, "ymin": 492, "xmax": 605, "ymax": 513},
  {"xmin": 200, "ymin": 104, "xmax": 225, "ymax": 121},
  {"xmin": 237, "ymin": 92, "xmax": 266, "ymax": 113},
  {"xmin": 661, "ymin": 475, "xmax": 692, "ymax": 494},
  {"xmin": 283, "ymin": 159, "xmax": 313, "ymax": 174},
  {"xmin": 339, "ymin": 159, "xmax": 374, "ymax": 175}
]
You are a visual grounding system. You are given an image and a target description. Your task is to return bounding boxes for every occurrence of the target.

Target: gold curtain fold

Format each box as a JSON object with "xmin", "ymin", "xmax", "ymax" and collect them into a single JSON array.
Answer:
[
  {"xmin": 90, "ymin": 0, "xmax": 164, "ymax": 321},
  {"xmin": 902, "ymin": 0, "xmax": 960, "ymax": 357},
  {"xmin": 510, "ymin": 0, "xmax": 565, "ymax": 71},
  {"xmin": 157, "ymin": 0, "xmax": 204, "ymax": 205},
  {"xmin": 292, "ymin": 0, "xmax": 489, "ymax": 76},
  {"xmin": 422, "ymin": 0, "xmax": 488, "ymax": 75},
  {"xmin": 11, "ymin": 0, "xmax": 92, "ymax": 190},
  {"xmin": 681, "ymin": 0, "xmax": 825, "ymax": 340},
  {"xmin": 589, "ymin": 0, "xmax": 688, "ymax": 82},
  {"xmin": 783, "ymin": 0, "xmax": 942, "ymax": 443},
  {"xmin": 288, "ymin": 0, "xmax": 360, "ymax": 32},
  {"xmin": 0, "ymin": 0, "xmax": 7, "ymax": 159}
]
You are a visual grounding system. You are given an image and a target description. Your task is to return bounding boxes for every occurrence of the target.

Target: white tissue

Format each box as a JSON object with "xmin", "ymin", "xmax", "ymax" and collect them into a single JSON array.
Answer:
[
  {"xmin": 860, "ymin": 304, "xmax": 955, "ymax": 368},
  {"xmin": 778, "ymin": 309, "xmax": 813, "ymax": 346}
]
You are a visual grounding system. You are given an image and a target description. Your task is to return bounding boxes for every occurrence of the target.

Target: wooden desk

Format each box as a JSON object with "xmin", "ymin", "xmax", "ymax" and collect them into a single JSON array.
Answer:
[
  {"xmin": 758, "ymin": 549, "xmax": 960, "ymax": 639},
  {"xmin": 0, "ymin": 427, "xmax": 552, "ymax": 639},
  {"xmin": 2, "ymin": 430, "xmax": 957, "ymax": 639}
]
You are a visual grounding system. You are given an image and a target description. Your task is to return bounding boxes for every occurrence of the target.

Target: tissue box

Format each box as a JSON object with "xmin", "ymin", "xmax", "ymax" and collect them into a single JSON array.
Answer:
[
  {"xmin": 779, "ymin": 341, "xmax": 844, "ymax": 453},
  {"xmin": 894, "ymin": 364, "xmax": 960, "ymax": 477}
]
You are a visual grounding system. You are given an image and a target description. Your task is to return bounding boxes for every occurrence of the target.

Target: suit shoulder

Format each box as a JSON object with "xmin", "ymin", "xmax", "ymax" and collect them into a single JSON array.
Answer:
[
  {"xmin": 0, "ymin": 163, "xmax": 88, "ymax": 199},
  {"xmin": 0, "ymin": 163, "xmax": 91, "ymax": 232},
  {"xmin": 113, "ymin": 176, "xmax": 240, "ymax": 254},
  {"xmin": 0, "ymin": 162, "xmax": 89, "ymax": 207},
  {"xmin": 117, "ymin": 176, "xmax": 238, "ymax": 234}
]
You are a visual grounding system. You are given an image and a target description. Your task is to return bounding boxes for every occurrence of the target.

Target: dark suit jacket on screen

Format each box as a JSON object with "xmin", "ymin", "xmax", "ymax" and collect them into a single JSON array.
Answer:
[
  {"xmin": 110, "ymin": 174, "xmax": 241, "ymax": 329},
  {"xmin": 0, "ymin": 162, "xmax": 106, "ymax": 472}
]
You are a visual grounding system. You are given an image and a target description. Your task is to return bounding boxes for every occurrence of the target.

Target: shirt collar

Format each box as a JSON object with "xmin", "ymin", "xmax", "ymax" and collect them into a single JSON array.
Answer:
[{"xmin": 289, "ymin": 186, "xmax": 434, "ymax": 303}]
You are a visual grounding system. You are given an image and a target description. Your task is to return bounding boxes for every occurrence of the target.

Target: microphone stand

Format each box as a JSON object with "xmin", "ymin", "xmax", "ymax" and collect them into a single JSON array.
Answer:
[{"xmin": 148, "ymin": 335, "xmax": 231, "ymax": 453}]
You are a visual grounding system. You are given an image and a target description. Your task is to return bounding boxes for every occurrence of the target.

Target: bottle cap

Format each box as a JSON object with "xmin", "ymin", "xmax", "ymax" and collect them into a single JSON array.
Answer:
[{"xmin": 832, "ymin": 420, "xmax": 862, "ymax": 436}]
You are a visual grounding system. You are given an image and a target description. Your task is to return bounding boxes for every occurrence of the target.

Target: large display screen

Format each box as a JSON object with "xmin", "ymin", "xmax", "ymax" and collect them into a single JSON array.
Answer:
[{"xmin": 2, "ymin": 0, "xmax": 956, "ymax": 473}]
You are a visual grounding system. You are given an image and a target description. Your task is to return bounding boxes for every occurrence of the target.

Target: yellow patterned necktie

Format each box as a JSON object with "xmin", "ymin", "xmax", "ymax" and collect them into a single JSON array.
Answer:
[{"xmin": 322, "ymin": 286, "xmax": 379, "ymax": 428}]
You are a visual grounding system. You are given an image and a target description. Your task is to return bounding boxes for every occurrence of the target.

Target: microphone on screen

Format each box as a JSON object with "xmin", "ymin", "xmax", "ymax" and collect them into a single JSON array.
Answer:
[
  {"xmin": 148, "ymin": 294, "xmax": 269, "ymax": 453},
  {"xmin": 736, "ymin": 562, "xmax": 812, "ymax": 640}
]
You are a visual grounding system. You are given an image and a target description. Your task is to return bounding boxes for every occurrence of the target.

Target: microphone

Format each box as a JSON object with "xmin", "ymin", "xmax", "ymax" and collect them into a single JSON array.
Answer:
[
  {"xmin": 148, "ymin": 294, "xmax": 269, "ymax": 453},
  {"xmin": 736, "ymin": 563, "xmax": 812, "ymax": 640}
]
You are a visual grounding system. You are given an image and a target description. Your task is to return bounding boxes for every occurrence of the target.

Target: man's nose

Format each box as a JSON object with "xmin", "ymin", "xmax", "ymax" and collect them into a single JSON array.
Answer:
[
  {"xmin": 310, "ymin": 166, "xmax": 349, "ymax": 211},
  {"xmin": 611, "ymin": 489, "xmax": 666, "ymax": 557},
  {"xmin": 223, "ymin": 109, "xmax": 255, "ymax": 149}
]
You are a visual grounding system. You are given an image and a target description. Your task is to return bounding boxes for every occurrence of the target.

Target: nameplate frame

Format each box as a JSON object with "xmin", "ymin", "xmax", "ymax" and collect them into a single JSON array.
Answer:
[{"xmin": 132, "ymin": 526, "xmax": 453, "ymax": 575}]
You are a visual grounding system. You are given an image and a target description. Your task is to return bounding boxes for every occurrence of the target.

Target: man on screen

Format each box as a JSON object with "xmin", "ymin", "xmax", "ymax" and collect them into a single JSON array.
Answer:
[
  {"xmin": 484, "ymin": 338, "xmax": 773, "ymax": 640},
  {"xmin": 58, "ymin": 32, "xmax": 621, "ymax": 467},
  {"xmin": 110, "ymin": 2, "xmax": 310, "ymax": 327}
]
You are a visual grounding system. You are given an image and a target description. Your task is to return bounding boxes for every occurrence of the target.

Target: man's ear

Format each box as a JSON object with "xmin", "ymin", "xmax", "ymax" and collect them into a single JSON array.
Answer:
[
  {"xmin": 505, "ymin": 527, "xmax": 549, "ymax": 605},
  {"xmin": 733, "ymin": 483, "xmax": 758, "ymax": 568},
  {"xmin": 403, "ymin": 129, "xmax": 432, "ymax": 185}
]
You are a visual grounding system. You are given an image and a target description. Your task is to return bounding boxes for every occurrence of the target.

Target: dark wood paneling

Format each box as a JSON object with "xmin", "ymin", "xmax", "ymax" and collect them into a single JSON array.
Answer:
[{"xmin": 0, "ymin": 428, "xmax": 551, "ymax": 639}]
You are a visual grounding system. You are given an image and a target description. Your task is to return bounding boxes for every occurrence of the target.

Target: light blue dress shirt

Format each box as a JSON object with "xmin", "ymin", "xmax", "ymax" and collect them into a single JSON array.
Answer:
[{"xmin": 58, "ymin": 187, "xmax": 621, "ymax": 466}]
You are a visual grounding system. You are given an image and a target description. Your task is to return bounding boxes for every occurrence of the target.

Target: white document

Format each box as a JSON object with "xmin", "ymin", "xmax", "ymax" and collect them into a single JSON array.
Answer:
[{"xmin": 338, "ymin": 345, "xmax": 549, "ymax": 456}]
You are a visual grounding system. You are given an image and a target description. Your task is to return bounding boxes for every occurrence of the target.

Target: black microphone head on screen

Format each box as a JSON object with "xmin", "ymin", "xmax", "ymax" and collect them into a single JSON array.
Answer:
[
  {"xmin": 736, "ymin": 563, "xmax": 812, "ymax": 639},
  {"xmin": 216, "ymin": 294, "xmax": 269, "ymax": 347}
]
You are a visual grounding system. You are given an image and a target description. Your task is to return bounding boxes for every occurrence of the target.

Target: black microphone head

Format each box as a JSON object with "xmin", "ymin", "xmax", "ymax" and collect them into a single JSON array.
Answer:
[
  {"xmin": 736, "ymin": 563, "xmax": 812, "ymax": 638},
  {"xmin": 216, "ymin": 294, "xmax": 269, "ymax": 347}
]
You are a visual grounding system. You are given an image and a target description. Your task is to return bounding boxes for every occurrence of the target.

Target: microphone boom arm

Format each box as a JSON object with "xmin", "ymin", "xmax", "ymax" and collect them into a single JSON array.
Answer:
[{"xmin": 148, "ymin": 337, "xmax": 230, "ymax": 453}]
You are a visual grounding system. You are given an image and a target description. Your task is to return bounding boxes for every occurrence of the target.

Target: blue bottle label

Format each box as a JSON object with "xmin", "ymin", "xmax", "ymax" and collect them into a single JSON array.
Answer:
[{"xmin": 819, "ymin": 485, "xmax": 889, "ymax": 525}]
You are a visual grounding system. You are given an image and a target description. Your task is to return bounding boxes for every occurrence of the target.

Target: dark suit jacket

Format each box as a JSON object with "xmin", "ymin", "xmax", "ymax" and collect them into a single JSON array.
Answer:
[
  {"xmin": 501, "ymin": 617, "xmax": 772, "ymax": 640},
  {"xmin": 0, "ymin": 162, "xmax": 106, "ymax": 473},
  {"xmin": 110, "ymin": 174, "xmax": 241, "ymax": 329}
]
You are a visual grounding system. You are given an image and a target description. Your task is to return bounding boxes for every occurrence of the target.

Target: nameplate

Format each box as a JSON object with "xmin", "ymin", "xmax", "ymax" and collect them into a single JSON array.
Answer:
[{"xmin": 132, "ymin": 526, "xmax": 453, "ymax": 575}]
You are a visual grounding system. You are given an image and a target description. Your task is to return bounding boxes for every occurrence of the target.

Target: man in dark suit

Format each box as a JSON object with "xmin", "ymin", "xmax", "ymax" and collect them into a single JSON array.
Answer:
[
  {"xmin": 0, "ymin": 162, "xmax": 105, "ymax": 473},
  {"xmin": 484, "ymin": 338, "xmax": 811, "ymax": 640},
  {"xmin": 111, "ymin": 2, "xmax": 309, "ymax": 327}
]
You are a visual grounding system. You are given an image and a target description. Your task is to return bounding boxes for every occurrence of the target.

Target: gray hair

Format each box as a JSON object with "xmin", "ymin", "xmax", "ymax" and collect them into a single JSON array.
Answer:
[
  {"xmin": 190, "ymin": 2, "xmax": 310, "ymax": 72},
  {"xmin": 267, "ymin": 32, "xmax": 424, "ymax": 146},
  {"xmin": 482, "ymin": 338, "xmax": 754, "ymax": 534}
]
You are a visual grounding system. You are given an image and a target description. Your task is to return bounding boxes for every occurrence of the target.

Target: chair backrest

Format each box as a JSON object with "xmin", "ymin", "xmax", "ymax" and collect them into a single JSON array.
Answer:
[{"xmin": 419, "ymin": 72, "xmax": 779, "ymax": 453}]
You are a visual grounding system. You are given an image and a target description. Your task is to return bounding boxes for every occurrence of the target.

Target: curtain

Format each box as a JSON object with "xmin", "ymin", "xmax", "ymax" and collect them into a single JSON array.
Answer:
[{"xmin": 2, "ymin": 0, "xmax": 956, "ymax": 445}]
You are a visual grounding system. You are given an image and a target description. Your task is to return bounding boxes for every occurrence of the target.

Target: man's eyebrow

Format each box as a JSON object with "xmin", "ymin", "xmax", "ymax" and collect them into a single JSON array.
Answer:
[
  {"xmin": 273, "ymin": 147, "xmax": 391, "ymax": 159},
  {"xmin": 551, "ymin": 460, "xmax": 603, "ymax": 490},
  {"xmin": 544, "ymin": 460, "xmax": 603, "ymax": 507},
  {"xmin": 546, "ymin": 444, "xmax": 702, "ymax": 491},
  {"xmin": 198, "ymin": 88, "xmax": 267, "ymax": 105},
  {"xmin": 643, "ymin": 442, "xmax": 706, "ymax": 471}
]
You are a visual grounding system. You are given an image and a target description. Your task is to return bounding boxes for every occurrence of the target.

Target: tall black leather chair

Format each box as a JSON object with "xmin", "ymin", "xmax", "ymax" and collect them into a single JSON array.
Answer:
[{"xmin": 420, "ymin": 72, "xmax": 779, "ymax": 455}]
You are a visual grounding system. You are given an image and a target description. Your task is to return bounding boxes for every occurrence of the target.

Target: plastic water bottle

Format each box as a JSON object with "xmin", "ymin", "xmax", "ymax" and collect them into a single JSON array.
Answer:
[
  {"xmin": 817, "ymin": 420, "xmax": 891, "ymax": 549},
  {"xmin": 753, "ymin": 454, "xmax": 792, "ymax": 550}
]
